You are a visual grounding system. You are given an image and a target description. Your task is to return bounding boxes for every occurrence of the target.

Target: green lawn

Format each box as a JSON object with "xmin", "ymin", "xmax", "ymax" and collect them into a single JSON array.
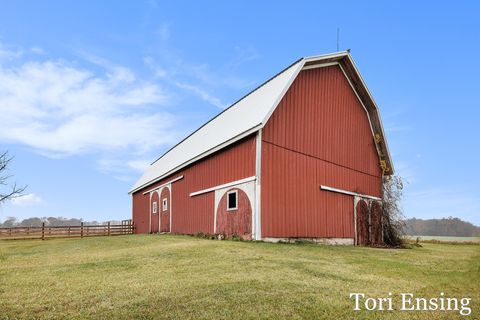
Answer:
[{"xmin": 0, "ymin": 235, "xmax": 479, "ymax": 319}]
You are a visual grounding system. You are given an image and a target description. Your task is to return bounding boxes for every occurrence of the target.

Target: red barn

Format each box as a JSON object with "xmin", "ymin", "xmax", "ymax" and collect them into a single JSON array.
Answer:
[{"xmin": 129, "ymin": 52, "xmax": 393, "ymax": 245}]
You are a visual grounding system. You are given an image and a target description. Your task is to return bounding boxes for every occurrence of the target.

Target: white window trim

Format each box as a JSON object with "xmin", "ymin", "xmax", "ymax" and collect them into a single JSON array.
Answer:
[
  {"xmin": 162, "ymin": 198, "xmax": 168, "ymax": 212},
  {"xmin": 152, "ymin": 201, "xmax": 158, "ymax": 214},
  {"xmin": 227, "ymin": 190, "xmax": 238, "ymax": 211}
]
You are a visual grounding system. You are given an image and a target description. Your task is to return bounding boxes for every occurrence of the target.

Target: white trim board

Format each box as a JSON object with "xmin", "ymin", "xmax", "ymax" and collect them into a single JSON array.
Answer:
[
  {"xmin": 254, "ymin": 130, "xmax": 262, "ymax": 240},
  {"xmin": 142, "ymin": 175, "xmax": 183, "ymax": 195},
  {"xmin": 320, "ymin": 185, "xmax": 381, "ymax": 201},
  {"xmin": 190, "ymin": 176, "xmax": 257, "ymax": 197},
  {"xmin": 301, "ymin": 61, "xmax": 339, "ymax": 70}
]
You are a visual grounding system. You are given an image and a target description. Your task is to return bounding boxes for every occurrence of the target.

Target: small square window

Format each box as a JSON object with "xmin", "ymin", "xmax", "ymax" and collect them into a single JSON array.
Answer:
[
  {"xmin": 152, "ymin": 201, "xmax": 157, "ymax": 214},
  {"xmin": 162, "ymin": 198, "xmax": 168, "ymax": 211},
  {"xmin": 227, "ymin": 190, "xmax": 238, "ymax": 211}
]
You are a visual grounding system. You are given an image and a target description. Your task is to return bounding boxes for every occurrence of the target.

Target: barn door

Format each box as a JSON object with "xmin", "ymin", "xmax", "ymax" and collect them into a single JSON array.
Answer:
[
  {"xmin": 150, "ymin": 191, "xmax": 159, "ymax": 233},
  {"xmin": 355, "ymin": 198, "xmax": 384, "ymax": 246},
  {"xmin": 370, "ymin": 201, "xmax": 383, "ymax": 245},
  {"xmin": 355, "ymin": 199, "xmax": 369, "ymax": 245},
  {"xmin": 159, "ymin": 187, "xmax": 171, "ymax": 233},
  {"xmin": 215, "ymin": 188, "xmax": 252, "ymax": 240}
]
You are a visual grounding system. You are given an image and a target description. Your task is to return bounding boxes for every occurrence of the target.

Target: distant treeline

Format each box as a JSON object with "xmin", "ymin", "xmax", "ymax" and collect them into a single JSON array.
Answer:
[
  {"xmin": 0, "ymin": 217, "xmax": 122, "ymax": 228},
  {"xmin": 405, "ymin": 217, "xmax": 480, "ymax": 237}
]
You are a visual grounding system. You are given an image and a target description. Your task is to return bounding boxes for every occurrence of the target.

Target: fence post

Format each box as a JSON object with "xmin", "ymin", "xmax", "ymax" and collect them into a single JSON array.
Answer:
[
  {"xmin": 81, "ymin": 222, "xmax": 84, "ymax": 238},
  {"xmin": 108, "ymin": 221, "xmax": 111, "ymax": 236},
  {"xmin": 41, "ymin": 222, "xmax": 45, "ymax": 240}
]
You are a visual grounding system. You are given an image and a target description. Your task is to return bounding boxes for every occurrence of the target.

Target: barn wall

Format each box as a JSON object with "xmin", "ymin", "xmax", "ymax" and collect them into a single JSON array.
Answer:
[
  {"xmin": 261, "ymin": 65, "xmax": 382, "ymax": 238},
  {"xmin": 132, "ymin": 135, "xmax": 256, "ymax": 234}
]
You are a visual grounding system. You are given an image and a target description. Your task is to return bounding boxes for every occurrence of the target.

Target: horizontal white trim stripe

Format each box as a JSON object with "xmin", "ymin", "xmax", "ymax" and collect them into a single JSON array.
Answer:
[
  {"xmin": 190, "ymin": 176, "xmax": 256, "ymax": 197},
  {"xmin": 142, "ymin": 175, "xmax": 184, "ymax": 195},
  {"xmin": 320, "ymin": 185, "xmax": 381, "ymax": 201},
  {"xmin": 301, "ymin": 61, "xmax": 339, "ymax": 70}
]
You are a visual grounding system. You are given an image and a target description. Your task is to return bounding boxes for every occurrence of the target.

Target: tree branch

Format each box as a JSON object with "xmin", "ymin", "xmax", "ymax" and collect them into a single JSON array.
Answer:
[{"xmin": 0, "ymin": 151, "xmax": 27, "ymax": 205}]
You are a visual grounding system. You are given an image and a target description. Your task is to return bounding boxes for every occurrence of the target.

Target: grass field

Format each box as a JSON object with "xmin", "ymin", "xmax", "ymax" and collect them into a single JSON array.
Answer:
[
  {"xmin": 1, "ymin": 235, "xmax": 479, "ymax": 319},
  {"xmin": 406, "ymin": 235, "xmax": 480, "ymax": 243}
]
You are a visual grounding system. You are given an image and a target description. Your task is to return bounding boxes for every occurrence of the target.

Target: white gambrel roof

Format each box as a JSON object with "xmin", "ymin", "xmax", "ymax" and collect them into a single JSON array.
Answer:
[{"xmin": 130, "ymin": 52, "xmax": 393, "ymax": 194}]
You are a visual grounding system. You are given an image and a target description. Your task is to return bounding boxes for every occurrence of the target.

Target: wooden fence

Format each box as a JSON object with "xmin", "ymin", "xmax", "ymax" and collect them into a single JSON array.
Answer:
[{"xmin": 0, "ymin": 220, "xmax": 134, "ymax": 240}]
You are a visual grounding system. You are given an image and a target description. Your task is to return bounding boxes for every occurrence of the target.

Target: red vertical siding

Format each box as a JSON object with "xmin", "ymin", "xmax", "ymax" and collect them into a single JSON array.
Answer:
[
  {"xmin": 132, "ymin": 135, "xmax": 256, "ymax": 234},
  {"xmin": 261, "ymin": 65, "xmax": 382, "ymax": 238},
  {"xmin": 132, "ymin": 192, "xmax": 150, "ymax": 234}
]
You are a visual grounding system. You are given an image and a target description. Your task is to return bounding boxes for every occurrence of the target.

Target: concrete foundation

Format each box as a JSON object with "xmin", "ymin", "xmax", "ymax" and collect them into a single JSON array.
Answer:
[{"xmin": 262, "ymin": 237, "xmax": 354, "ymax": 245}]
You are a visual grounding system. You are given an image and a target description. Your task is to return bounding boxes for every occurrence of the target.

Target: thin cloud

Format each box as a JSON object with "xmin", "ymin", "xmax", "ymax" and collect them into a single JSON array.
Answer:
[
  {"xmin": 384, "ymin": 122, "xmax": 411, "ymax": 133},
  {"xmin": 97, "ymin": 158, "xmax": 153, "ymax": 182},
  {"xmin": 175, "ymin": 82, "xmax": 226, "ymax": 109},
  {"xmin": 144, "ymin": 56, "xmax": 167, "ymax": 79},
  {"xmin": 229, "ymin": 45, "xmax": 261, "ymax": 67},
  {"xmin": 31, "ymin": 47, "xmax": 46, "ymax": 55},
  {"xmin": 11, "ymin": 193, "xmax": 43, "ymax": 207},
  {"xmin": 0, "ymin": 42, "xmax": 23, "ymax": 61},
  {"xmin": 127, "ymin": 159, "xmax": 151, "ymax": 172},
  {"xmin": 156, "ymin": 23, "xmax": 170, "ymax": 42}
]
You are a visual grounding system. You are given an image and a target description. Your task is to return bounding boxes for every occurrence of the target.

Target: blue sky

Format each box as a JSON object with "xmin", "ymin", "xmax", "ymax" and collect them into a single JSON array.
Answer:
[{"xmin": 0, "ymin": 1, "xmax": 479, "ymax": 225}]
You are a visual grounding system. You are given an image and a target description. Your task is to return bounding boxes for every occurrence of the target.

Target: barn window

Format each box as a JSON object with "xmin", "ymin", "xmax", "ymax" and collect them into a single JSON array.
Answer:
[
  {"xmin": 227, "ymin": 190, "xmax": 238, "ymax": 211},
  {"xmin": 152, "ymin": 201, "xmax": 157, "ymax": 214},
  {"xmin": 162, "ymin": 198, "xmax": 168, "ymax": 211}
]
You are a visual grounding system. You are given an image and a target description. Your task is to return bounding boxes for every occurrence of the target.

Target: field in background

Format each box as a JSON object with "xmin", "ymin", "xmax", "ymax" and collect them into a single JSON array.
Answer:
[
  {"xmin": 1, "ymin": 235, "xmax": 479, "ymax": 319},
  {"xmin": 406, "ymin": 235, "xmax": 480, "ymax": 243}
]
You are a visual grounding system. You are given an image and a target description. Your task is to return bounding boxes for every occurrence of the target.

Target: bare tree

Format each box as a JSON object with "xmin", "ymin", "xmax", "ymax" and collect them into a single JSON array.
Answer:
[
  {"xmin": 0, "ymin": 151, "xmax": 26, "ymax": 204},
  {"xmin": 382, "ymin": 175, "xmax": 405, "ymax": 247}
]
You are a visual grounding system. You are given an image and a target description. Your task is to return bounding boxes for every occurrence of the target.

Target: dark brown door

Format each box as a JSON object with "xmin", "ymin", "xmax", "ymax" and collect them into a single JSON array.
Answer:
[{"xmin": 356, "ymin": 199, "xmax": 369, "ymax": 245}]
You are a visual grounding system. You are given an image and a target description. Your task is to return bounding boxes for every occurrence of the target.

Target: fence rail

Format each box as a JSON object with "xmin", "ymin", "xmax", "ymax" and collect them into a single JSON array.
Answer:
[{"xmin": 0, "ymin": 221, "xmax": 134, "ymax": 240}]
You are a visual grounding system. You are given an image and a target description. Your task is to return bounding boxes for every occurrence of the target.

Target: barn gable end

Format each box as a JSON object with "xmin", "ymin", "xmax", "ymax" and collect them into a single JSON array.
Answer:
[{"xmin": 261, "ymin": 64, "xmax": 383, "ymax": 239}]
